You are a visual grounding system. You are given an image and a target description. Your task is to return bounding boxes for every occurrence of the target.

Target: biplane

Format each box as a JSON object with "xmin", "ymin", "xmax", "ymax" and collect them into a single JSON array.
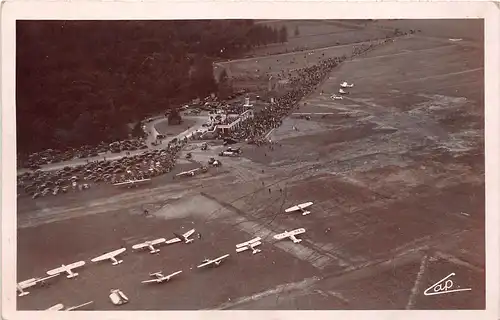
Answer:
[
  {"xmin": 132, "ymin": 238, "xmax": 166, "ymax": 254},
  {"xmin": 141, "ymin": 270, "xmax": 182, "ymax": 284},
  {"xmin": 273, "ymin": 228, "xmax": 306, "ymax": 244},
  {"xmin": 46, "ymin": 301, "xmax": 94, "ymax": 311},
  {"xmin": 285, "ymin": 202, "xmax": 314, "ymax": 216},
  {"xmin": 113, "ymin": 178, "xmax": 151, "ymax": 188},
  {"xmin": 236, "ymin": 237, "xmax": 262, "ymax": 255},
  {"xmin": 166, "ymin": 229, "xmax": 196, "ymax": 245},
  {"xmin": 197, "ymin": 254, "xmax": 230, "ymax": 269},
  {"xmin": 109, "ymin": 289, "xmax": 129, "ymax": 305},
  {"xmin": 46, "ymin": 261, "xmax": 86, "ymax": 279},
  {"xmin": 340, "ymin": 81, "xmax": 354, "ymax": 88},
  {"xmin": 17, "ymin": 274, "xmax": 59, "ymax": 297},
  {"xmin": 91, "ymin": 248, "xmax": 127, "ymax": 266}
]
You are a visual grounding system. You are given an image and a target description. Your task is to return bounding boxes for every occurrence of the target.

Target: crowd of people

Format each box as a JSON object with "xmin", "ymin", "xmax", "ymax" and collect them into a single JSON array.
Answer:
[
  {"xmin": 223, "ymin": 37, "xmax": 398, "ymax": 144},
  {"xmin": 17, "ymin": 142, "xmax": 185, "ymax": 199}
]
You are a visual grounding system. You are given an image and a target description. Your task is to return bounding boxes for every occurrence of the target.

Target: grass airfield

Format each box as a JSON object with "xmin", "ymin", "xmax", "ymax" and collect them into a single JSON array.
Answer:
[{"xmin": 17, "ymin": 20, "xmax": 484, "ymax": 310}]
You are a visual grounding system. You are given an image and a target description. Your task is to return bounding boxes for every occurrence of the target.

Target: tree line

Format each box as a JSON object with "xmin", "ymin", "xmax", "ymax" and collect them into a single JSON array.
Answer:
[{"xmin": 16, "ymin": 20, "xmax": 288, "ymax": 154}]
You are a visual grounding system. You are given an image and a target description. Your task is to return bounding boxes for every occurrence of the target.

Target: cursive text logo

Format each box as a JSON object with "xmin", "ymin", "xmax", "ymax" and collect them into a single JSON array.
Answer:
[{"xmin": 424, "ymin": 273, "xmax": 471, "ymax": 296}]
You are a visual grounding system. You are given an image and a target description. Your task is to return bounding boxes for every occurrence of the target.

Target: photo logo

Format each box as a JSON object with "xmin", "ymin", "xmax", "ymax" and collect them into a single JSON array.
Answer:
[{"xmin": 424, "ymin": 273, "xmax": 472, "ymax": 296}]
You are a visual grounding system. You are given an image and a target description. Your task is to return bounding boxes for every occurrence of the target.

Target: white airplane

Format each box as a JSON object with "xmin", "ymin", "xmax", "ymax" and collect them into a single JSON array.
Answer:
[
  {"xmin": 46, "ymin": 301, "xmax": 94, "ymax": 311},
  {"xmin": 91, "ymin": 248, "xmax": 127, "ymax": 266},
  {"xmin": 46, "ymin": 261, "xmax": 86, "ymax": 279},
  {"xmin": 197, "ymin": 254, "xmax": 230, "ymax": 269},
  {"xmin": 165, "ymin": 229, "xmax": 196, "ymax": 245},
  {"xmin": 339, "ymin": 88, "xmax": 348, "ymax": 94},
  {"xmin": 330, "ymin": 94, "xmax": 343, "ymax": 100},
  {"xmin": 113, "ymin": 178, "xmax": 151, "ymax": 188},
  {"xmin": 340, "ymin": 81, "xmax": 354, "ymax": 88},
  {"xmin": 109, "ymin": 289, "xmax": 129, "ymax": 305},
  {"xmin": 141, "ymin": 270, "xmax": 182, "ymax": 284},
  {"xmin": 236, "ymin": 237, "xmax": 262, "ymax": 255},
  {"xmin": 132, "ymin": 238, "xmax": 166, "ymax": 254},
  {"xmin": 17, "ymin": 274, "xmax": 59, "ymax": 297},
  {"xmin": 285, "ymin": 202, "xmax": 314, "ymax": 216},
  {"xmin": 273, "ymin": 228, "xmax": 306, "ymax": 244},
  {"xmin": 219, "ymin": 151, "xmax": 239, "ymax": 157},
  {"xmin": 175, "ymin": 168, "xmax": 199, "ymax": 178}
]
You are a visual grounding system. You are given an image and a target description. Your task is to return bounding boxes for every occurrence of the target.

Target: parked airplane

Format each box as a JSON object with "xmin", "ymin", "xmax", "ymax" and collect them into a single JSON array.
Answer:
[
  {"xmin": 197, "ymin": 254, "xmax": 230, "ymax": 269},
  {"xmin": 166, "ymin": 229, "xmax": 196, "ymax": 245},
  {"xmin": 91, "ymin": 248, "xmax": 127, "ymax": 266},
  {"xmin": 219, "ymin": 151, "xmax": 239, "ymax": 157},
  {"xmin": 330, "ymin": 94, "xmax": 343, "ymax": 100},
  {"xmin": 236, "ymin": 237, "xmax": 262, "ymax": 255},
  {"xmin": 109, "ymin": 289, "xmax": 129, "ymax": 305},
  {"xmin": 46, "ymin": 261, "xmax": 86, "ymax": 279},
  {"xmin": 285, "ymin": 202, "xmax": 314, "ymax": 216},
  {"xmin": 339, "ymin": 88, "xmax": 348, "ymax": 94},
  {"xmin": 46, "ymin": 301, "xmax": 94, "ymax": 311},
  {"xmin": 175, "ymin": 168, "xmax": 199, "ymax": 178},
  {"xmin": 17, "ymin": 274, "xmax": 59, "ymax": 297},
  {"xmin": 340, "ymin": 81, "xmax": 354, "ymax": 88},
  {"xmin": 141, "ymin": 270, "xmax": 182, "ymax": 284},
  {"xmin": 132, "ymin": 238, "xmax": 166, "ymax": 254},
  {"xmin": 226, "ymin": 147, "xmax": 242, "ymax": 154},
  {"xmin": 113, "ymin": 178, "xmax": 151, "ymax": 188},
  {"xmin": 273, "ymin": 228, "xmax": 306, "ymax": 244}
]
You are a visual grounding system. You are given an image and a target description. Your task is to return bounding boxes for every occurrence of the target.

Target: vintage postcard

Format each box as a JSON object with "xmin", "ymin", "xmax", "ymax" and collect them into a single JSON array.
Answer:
[{"xmin": 1, "ymin": 1, "xmax": 499, "ymax": 320}]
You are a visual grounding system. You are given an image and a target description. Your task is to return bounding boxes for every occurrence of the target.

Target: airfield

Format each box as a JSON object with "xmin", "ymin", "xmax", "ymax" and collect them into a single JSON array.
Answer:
[{"xmin": 17, "ymin": 20, "xmax": 484, "ymax": 310}]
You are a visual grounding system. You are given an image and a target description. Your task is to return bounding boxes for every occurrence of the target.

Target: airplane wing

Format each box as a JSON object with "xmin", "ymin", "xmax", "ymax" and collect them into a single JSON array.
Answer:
[
  {"xmin": 46, "ymin": 304, "xmax": 64, "ymax": 311},
  {"xmin": 66, "ymin": 301, "xmax": 94, "ymax": 311},
  {"xmin": 18, "ymin": 278, "xmax": 37, "ymax": 289},
  {"xmin": 236, "ymin": 237, "xmax": 261, "ymax": 248},
  {"xmin": 151, "ymin": 238, "xmax": 166, "ymax": 245},
  {"xmin": 141, "ymin": 279, "xmax": 159, "ymax": 284},
  {"xmin": 285, "ymin": 205, "xmax": 300, "ymax": 213},
  {"xmin": 36, "ymin": 274, "xmax": 60, "ymax": 283},
  {"xmin": 290, "ymin": 228, "xmax": 306, "ymax": 235},
  {"xmin": 67, "ymin": 261, "xmax": 86, "ymax": 269},
  {"xmin": 132, "ymin": 242, "xmax": 149, "ymax": 250},
  {"xmin": 273, "ymin": 232, "xmax": 289, "ymax": 240},
  {"xmin": 167, "ymin": 270, "xmax": 182, "ymax": 278},
  {"xmin": 183, "ymin": 229, "xmax": 195, "ymax": 238},
  {"xmin": 113, "ymin": 181, "xmax": 132, "ymax": 186},
  {"xmin": 165, "ymin": 237, "xmax": 181, "ymax": 245},
  {"xmin": 213, "ymin": 254, "xmax": 230, "ymax": 262},
  {"xmin": 91, "ymin": 248, "xmax": 127, "ymax": 262},
  {"xmin": 197, "ymin": 260, "xmax": 214, "ymax": 268},
  {"xmin": 298, "ymin": 202, "xmax": 313, "ymax": 209},
  {"xmin": 250, "ymin": 241, "xmax": 262, "ymax": 247}
]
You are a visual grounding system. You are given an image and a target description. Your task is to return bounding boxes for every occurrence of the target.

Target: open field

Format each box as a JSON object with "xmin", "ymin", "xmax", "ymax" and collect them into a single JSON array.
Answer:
[
  {"xmin": 154, "ymin": 118, "xmax": 198, "ymax": 137},
  {"xmin": 17, "ymin": 20, "xmax": 484, "ymax": 310}
]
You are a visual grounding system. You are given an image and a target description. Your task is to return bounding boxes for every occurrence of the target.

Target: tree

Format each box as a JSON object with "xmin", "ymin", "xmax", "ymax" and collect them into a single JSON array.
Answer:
[
  {"xmin": 168, "ymin": 108, "xmax": 182, "ymax": 125},
  {"xmin": 131, "ymin": 121, "xmax": 144, "ymax": 138},
  {"xmin": 279, "ymin": 26, "xmax": 288, "ymax": 43},
  {"xmin": 218, "ymin": 68, "xmax": 228, "ymax": 84}
]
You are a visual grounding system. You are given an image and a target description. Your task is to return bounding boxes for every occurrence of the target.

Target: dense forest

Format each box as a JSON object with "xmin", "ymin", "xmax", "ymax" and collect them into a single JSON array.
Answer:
[{"xmin": 17, "ymin": 20, "xmax": 287, "ymax": 154}]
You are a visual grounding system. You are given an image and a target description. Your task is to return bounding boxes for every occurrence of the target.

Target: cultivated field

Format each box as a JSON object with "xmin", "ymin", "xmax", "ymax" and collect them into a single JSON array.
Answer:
[{"xmin": 17, "ymin": 20, "xmax": 484, "ymax": 310}]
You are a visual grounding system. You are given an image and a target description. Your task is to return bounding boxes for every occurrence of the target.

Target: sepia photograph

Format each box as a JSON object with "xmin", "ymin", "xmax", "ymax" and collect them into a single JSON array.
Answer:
[{"xmin": 2, "ymin": 1, "xmax": 499, "ymax": 318}]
